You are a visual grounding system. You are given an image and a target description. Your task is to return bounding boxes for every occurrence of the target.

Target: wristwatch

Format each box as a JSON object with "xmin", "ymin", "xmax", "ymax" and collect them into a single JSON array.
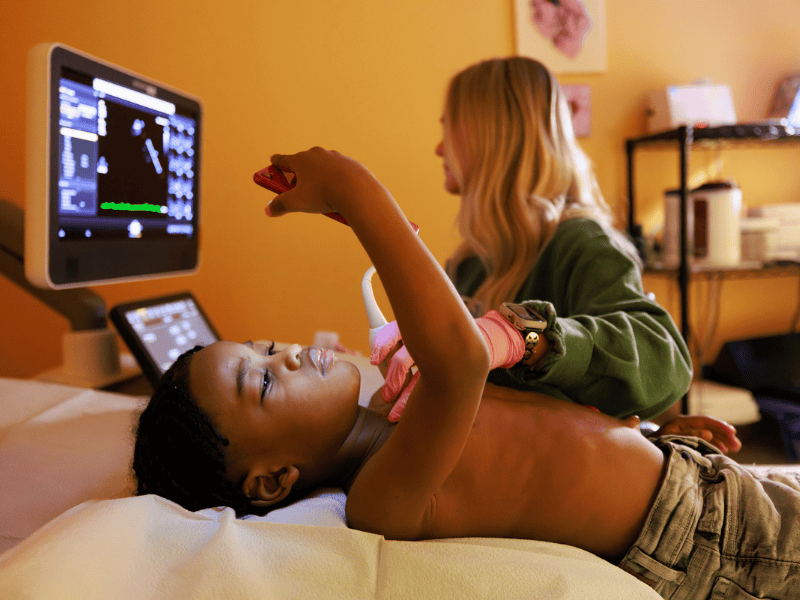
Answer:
[{"xmin": 499, "ymin": 302, "xmax": 547, "ymax": 366}]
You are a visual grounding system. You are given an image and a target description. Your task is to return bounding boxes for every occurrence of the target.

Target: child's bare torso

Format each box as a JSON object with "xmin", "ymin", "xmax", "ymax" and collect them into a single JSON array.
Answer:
[{"xmin": 385, "ymin": 383, "xmax": 666, "ymax": 559}]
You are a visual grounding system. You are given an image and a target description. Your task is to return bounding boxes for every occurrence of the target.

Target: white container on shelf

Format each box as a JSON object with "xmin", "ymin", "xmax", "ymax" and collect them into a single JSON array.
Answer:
[
  {"xmin": 740, "ymin": 217, "xmax": 780, "ymax": 262},
  {"xmin": 663, "ymin": 188, "xmax": 693, "ymax": 268},
  {"xmin": 691, "ymin": 181, "xmax": 742, "ymax": 267}
]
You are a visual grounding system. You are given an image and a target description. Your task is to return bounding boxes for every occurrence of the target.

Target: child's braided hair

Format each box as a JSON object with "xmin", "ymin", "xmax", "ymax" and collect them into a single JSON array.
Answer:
[{"xmin": 131, "ymin": 345, "xmax": 253, "ymax": 514}]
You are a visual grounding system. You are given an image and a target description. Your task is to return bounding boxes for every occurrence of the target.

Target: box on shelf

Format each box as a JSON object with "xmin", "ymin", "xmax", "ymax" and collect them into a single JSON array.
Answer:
[
  {"xmin": 646, "ymin": 83, "xmax": 737, "ymax": 134},
  {"xmin": 740, "ymin": 217, "xmax": 780, "ymax": 262},
  {"xmin": 746, "ymin": 204, "xmax": 800, "ymax": 260}
]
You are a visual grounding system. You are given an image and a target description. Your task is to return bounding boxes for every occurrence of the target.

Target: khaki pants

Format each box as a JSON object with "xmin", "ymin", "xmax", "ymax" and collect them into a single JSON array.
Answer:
[{"xmin": 618, "ymin": 436, "xmax": 800, "ymax": 600}]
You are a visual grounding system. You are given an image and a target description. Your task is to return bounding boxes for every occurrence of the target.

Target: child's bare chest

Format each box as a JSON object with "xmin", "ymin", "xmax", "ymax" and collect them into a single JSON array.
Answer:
[
  {"xmin": 417, "ymin": 396, "xmax": 663, "ymax": 556},
  {"xmin": 417, "ymin": 398, "xmax": 586, "ymax": 541}
]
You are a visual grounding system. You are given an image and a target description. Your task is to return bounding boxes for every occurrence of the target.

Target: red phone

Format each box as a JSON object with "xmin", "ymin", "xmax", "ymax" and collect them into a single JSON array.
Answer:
[
  {"xmin": 253, "ymin": 164, "xmax": 295, "ymax": 194},
  {"xmin": 254, "ymin": 165, "xmax": 349, "ymax": 226},
  {"xmin": 253, "ymin": 164, "xmax": 419, "ymax": 232}
]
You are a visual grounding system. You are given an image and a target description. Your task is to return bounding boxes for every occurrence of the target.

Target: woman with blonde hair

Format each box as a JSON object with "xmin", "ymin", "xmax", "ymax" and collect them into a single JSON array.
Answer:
[{"xmin": 433, "ymin": 56, "xmax": 692, "ymax": 420}]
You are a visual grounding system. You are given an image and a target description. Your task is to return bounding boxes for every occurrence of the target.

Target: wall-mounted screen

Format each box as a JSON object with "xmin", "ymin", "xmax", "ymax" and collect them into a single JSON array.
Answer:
[{"xmin": 26, "ymin": 43, "xmax": 203, "ymax": 288}]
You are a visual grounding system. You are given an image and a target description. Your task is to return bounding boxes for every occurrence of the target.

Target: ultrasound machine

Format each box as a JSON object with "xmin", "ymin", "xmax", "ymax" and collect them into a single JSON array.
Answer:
[{"xmin": 0, "ymin": 43, "xmax": 219, "ymax": 390}]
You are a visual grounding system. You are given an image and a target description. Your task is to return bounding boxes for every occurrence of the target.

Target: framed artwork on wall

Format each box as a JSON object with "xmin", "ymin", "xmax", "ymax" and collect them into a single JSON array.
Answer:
[
  {"xmin": 563, "ymin": 84, "xmax": 591, "ymax": 136},
  {"xmin": 514, "ymin": 0, "xmax": 607, "ymax": 74}
]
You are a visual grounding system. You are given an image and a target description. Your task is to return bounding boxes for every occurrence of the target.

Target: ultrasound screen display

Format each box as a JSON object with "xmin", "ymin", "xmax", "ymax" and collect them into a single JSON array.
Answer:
[
  {"xmin": 56, "ymin": 68, "xmax": 197, "ymax": 241},
  {"xmin": 26, "ymin": 44, "xmax": 202, "ymax": 288}
]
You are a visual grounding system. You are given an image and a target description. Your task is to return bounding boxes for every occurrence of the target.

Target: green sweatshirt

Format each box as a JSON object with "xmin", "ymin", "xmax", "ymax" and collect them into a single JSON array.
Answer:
[{"xmin": 450, "ymin": 218, "xmax": 692, "ymax": 420}]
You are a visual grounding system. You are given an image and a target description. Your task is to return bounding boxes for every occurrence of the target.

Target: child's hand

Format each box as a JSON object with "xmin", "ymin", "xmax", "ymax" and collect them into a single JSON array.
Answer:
[
  {"xmin": 655, "ymin": 415, "xmax": 742, "ymax": 454},
  {"xmin": 266, "ymin": 148, "xmax": 387, "ymax": 220}
]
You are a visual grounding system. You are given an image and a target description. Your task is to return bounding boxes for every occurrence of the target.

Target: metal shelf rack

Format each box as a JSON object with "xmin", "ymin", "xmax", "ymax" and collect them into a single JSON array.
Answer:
[{"xmin": 625, "ymin": 122, "xmax": 800, "ymax": 412}]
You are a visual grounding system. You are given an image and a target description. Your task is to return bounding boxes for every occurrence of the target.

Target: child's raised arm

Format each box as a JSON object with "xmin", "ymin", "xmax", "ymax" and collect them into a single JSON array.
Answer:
[{"xmin": 268, "ymin": 148, "xmax": 491, "ymax": 539}]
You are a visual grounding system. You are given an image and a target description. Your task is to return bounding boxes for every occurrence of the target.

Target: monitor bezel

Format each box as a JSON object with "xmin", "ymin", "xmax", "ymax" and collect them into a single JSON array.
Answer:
[{"xmin": 25, "ymin": 43, "xmax": 203, "ymax": 289}]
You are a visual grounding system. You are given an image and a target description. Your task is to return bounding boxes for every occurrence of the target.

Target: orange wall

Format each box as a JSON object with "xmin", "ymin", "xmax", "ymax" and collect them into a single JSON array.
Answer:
[{"xmin": 2, "ymin": 0, "xmax": 799, "ymax": 380}]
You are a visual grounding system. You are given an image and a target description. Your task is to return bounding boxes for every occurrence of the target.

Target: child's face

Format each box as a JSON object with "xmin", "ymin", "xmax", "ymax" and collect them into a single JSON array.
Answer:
[{"xmin": 189, "ymin": 341, "xmax": 361, "ymax": 485}]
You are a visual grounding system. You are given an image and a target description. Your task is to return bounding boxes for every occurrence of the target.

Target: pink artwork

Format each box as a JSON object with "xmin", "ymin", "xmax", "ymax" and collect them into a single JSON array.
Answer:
[
  {"xmin": 563, "ymin": 84, "xmax": 591, "ymax": 137},
  {"xmin": 530, "ymin": 0, "xmax": 592, "ymax": 59},
  {"xmin": 514, "ymin": 0, "xmax": 606, "ymax": 73}
]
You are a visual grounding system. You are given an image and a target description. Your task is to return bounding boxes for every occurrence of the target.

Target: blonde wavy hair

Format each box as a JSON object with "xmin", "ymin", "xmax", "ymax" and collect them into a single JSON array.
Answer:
[{"xmin": 444, "ymin": 56, "xmax": 637, "ymax": 316}]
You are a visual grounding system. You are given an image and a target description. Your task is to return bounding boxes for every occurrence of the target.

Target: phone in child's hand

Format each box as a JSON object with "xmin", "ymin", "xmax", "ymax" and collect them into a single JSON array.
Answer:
[
  {"xmin": 253, "ymin": 164, "xmax": 295, "ymax": 194},
  {"xmin": 253, "ymin": 164, "xmax": 419, "ymax": 232},
  {"xmin": 254, "ymin": 164, "xmax": 348, "ymax": 226}
]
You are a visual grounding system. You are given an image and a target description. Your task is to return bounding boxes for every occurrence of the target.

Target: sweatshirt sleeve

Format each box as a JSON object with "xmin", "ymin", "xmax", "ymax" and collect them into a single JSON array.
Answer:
[{"xmin": 501, "ymin": 219, "xmax": 693, "ymax": 420}]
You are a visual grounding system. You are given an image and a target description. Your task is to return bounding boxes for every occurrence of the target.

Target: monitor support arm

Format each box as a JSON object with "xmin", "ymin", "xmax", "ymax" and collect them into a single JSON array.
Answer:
[
  {"xmin": 0, "ymin": 198, "xmax": 106, "ymax": 330},
  {"xmin": 0, "ymin": 198, "xmax": 140, "ymax": 387}
]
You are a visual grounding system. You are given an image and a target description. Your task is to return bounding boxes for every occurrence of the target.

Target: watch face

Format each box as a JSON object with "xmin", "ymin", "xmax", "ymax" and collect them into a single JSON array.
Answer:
[
  {"xmin": 506, "ymin": 304, "xmax": 534, "ymax": 320},
  {"xmin": 500, "ymin": 303, "xmax": 546, "ymax": 330}
]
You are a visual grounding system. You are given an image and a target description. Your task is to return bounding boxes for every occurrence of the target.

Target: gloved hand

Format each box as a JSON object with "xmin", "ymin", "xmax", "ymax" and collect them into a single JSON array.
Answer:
[
  {"xmin": 370, "ymin": 310, "xmax": 525, "ymax": 422},
  {"xmin": 369, "ymin": 321, "xmax": 418, "ymax": 422}
]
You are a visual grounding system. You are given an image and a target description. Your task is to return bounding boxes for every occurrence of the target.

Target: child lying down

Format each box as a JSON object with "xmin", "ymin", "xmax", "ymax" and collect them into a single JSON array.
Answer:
[{"xmin": 133, "ymin": 148, "xmax": 800, "ymax": 600}]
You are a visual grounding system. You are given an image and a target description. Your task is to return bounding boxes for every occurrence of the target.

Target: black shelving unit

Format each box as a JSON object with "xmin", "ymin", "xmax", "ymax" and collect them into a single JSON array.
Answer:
[{"xmin": 625, "ymin": 122, "xmax": 800, "ymax": 412}]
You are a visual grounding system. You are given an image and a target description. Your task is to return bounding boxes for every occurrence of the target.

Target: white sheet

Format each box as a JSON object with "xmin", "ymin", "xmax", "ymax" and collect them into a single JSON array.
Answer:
[
  {"xmin": 0, "ymin": 493, "xmax": 660, "ymax": 599},
  {"xmin": 0, "ymin": 372, "xmax": 663, "ymax": 599},
  {"xmin": 0, "ymin": 378, "xmax": 141, "ymax": 553}
]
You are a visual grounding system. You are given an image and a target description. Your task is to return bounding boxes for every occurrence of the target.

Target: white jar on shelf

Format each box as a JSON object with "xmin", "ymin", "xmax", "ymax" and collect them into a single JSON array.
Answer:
[{"xmin": 691, "ymin": 181, "xmax": 742, "ymax": 267}]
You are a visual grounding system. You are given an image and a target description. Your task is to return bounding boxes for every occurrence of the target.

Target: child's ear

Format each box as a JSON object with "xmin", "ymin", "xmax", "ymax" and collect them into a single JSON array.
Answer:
[{"xmin": 243, "ymin": 466, "xmax": 300, "ymax": 507}]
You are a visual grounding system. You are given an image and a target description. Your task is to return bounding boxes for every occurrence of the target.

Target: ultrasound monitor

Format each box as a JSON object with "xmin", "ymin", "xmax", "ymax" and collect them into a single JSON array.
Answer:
[
  {"xmin": 0, "ymin": 43, "xmax": 204, "ymax": 388},
  {"xmin": 25, "ymin": 43, "xmax": 202, "ymax": 289}
]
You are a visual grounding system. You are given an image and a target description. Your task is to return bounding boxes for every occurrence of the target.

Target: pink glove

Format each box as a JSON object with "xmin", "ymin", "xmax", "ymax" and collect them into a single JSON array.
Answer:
[
  {"xmin": 370, "ymin": 310, "xmax": 525, "ymax": 422},
  {"xmin": 475, "ymin": 309, "xmax": 526, "ymax": 369},
  {"xmin": 369, "ymin": 321, "xmax": 419, "ymax": 421}
]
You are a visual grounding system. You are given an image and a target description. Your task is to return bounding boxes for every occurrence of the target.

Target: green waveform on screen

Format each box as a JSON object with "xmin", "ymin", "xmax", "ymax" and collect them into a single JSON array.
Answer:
[{"xmin": 101, "ymin": 202, "xmax": 166, "ymax": 214}]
